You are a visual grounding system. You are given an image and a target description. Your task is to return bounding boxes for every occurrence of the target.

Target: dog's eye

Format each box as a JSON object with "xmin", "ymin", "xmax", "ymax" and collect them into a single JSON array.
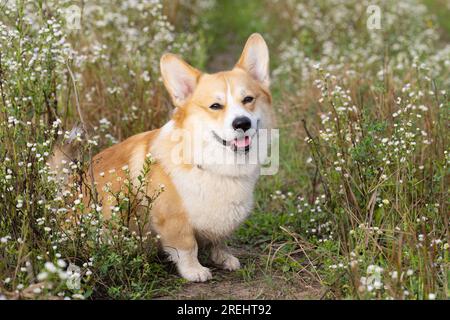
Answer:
[
  {"xmin": 242, "ymin": 96, "xmax": 254, "ymax": 104},
  {"xmin": 209, "ymin": 103, "xmax": 223, "ymax": 110}
]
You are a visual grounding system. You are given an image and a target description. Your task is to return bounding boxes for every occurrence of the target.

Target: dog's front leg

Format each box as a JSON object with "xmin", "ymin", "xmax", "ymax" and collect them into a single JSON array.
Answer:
[
  {"xmin": 166, "ymin": 243, "xmax": 212, "ymax": 282},
  {"xmin": 156, "ymin": 215, "xmax": 212, "ymax": 282},
  {"xmin": 211, "ymin": 243, "xmax": 241, "ymax": 271}
]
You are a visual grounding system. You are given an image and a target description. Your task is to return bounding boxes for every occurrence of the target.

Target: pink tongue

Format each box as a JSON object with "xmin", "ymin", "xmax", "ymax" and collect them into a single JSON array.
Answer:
[{"xmin": 233, "ymin": 136, "xmax": 251, "ymax": 148}]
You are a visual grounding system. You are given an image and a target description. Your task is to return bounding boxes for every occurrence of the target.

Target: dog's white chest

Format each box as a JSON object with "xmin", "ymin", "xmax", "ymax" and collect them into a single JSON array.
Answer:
[{"xmin": 171, "ymin": 167, "xmax": 258, "ymax": 239}]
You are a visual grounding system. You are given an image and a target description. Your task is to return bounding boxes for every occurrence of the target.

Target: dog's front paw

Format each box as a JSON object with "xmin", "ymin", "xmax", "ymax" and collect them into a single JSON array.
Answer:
[
  {"xmin": 212, "ymin": 250, "xmax": 241, "ymax": 271},
  {"xmin": 221, "ymin": 254, "xmax": 241, "ymax": 271},
  {"xmin": 179, "ymin": 264, "xmax": 212, "ymax": 282}
]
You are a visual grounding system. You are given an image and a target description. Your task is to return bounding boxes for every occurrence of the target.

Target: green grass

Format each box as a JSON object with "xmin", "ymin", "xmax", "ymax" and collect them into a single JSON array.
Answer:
[
  {"xmin": 422, "ymin": 0, "xmax": 450, "ymax": 39},
  {"xmin": 0, "ymin": 0, "xmax": 449, "ymax": 300},
  {"xmin": 197, "ymin": 0, "xmax": 271, "ymax": 60}
]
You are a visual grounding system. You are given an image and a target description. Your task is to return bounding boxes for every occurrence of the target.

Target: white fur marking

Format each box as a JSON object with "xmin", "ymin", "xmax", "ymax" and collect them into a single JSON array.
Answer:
[{"xmin": 165, "ymin": 245, "xmax": 212, "ymax": 282}]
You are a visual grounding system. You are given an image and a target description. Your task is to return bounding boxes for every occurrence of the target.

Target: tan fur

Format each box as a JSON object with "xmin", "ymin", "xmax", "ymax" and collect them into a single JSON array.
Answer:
[{"xmin": 87, "ymin": 131, "xmax": 192, "ymax": 246}]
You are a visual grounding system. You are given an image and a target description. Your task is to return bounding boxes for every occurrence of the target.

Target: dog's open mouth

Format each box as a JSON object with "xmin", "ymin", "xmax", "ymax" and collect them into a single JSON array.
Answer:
[{"xmin": 212, "ymin": 131, "xmax": 252, "ymax": 152}]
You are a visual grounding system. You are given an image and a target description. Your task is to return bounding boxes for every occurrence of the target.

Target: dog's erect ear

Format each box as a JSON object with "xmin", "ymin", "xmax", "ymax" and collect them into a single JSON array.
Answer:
[
  {"xmin": 236, "ymin": 33, "xmax": 270, "ymax": 88},
  {"xmin": 160, "ymin": 53, "xmax": 201, "ymax": 107}
]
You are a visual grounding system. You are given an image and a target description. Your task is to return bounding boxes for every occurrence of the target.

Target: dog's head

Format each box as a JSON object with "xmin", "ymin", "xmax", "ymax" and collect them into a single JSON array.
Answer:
[{"xmin": 160, "ymin": 34, "xmax": 272, "ymax": 175}]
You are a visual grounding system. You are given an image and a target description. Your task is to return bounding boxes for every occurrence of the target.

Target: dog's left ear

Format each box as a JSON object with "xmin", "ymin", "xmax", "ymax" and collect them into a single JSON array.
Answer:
[{"xmin": 235, "ymin": 33, "xmax": 270, "ymax": 88}]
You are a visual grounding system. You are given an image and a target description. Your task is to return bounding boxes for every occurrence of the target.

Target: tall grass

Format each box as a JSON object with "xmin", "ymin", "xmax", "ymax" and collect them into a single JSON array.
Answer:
[
  {"xmin": 0, "ymin": 0, "xmax": 448, "ymax": 300},
  {"xmin": 260, "ymin": 0, "xmax": 449, "ymax": 299}
]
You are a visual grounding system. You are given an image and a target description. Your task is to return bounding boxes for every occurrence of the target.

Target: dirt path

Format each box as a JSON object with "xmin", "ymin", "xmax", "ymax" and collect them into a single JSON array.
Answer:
[
  {"xmin": 207, "ymin": 44, "xmax": 241, "ymax": 72},
  {"xmin": 159, "ymin": 246, "xmax": 322, "ymax": 300}
]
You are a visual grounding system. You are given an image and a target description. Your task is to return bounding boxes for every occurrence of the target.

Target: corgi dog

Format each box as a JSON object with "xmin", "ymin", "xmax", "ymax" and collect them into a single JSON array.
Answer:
[{"xmin": 51, "ymin": 33, "xmax": 273, "ymax": 282}]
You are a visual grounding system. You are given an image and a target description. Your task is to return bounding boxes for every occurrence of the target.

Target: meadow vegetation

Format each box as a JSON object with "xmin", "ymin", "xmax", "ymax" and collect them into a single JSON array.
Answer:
[{"xmin": 0, "ymin": 0, "xmax": 448, "ymax": 299}]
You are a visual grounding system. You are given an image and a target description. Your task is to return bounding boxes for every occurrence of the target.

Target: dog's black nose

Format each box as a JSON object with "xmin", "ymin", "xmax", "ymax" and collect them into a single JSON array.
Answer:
[{"xmin": 232, "ymin": 116, "xmax": 252, "ymax": 132}]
